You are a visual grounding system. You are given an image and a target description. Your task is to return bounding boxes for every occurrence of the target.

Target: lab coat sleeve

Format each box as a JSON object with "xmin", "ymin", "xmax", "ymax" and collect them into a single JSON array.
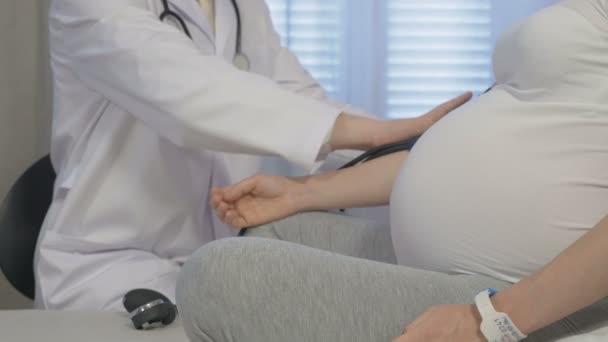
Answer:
[
  {"xmin": 255, "ymin": 1, "xmax": 375, "ymax": 170},
  {"xmin": 269, "ymin": 39, "xmax": 374, "ymax": 170},
  {"xmin": 51, "ymin": 0, "xmax": 341, "ymax": 170}
]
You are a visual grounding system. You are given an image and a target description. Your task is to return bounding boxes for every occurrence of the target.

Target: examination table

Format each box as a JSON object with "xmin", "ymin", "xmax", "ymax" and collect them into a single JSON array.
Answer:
[
  {"xmin": 1, "ymin": 309, "xmax": 607, "ymax": 341},
  {"xmin": 0, "ymin": 310, "xmax": 189, "ymax": 342}
]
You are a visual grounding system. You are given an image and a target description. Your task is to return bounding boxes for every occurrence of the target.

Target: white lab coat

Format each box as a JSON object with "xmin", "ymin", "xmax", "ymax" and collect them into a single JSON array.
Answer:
[{"xmin": 36, "ymin": 0, "xmax": 365, "ymax": 311}]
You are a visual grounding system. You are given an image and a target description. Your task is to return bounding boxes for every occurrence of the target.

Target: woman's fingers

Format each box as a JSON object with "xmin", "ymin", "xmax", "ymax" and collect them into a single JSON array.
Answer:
[
  {"xmin": 211, "ymin": 194, "xmax": 221, "ymax": 209},
  {"xmin": 217, "ymin": 201, "xmax": 233, "ymax": 221},
  {"xmin": 225, "ymin": 210, "xmax": 237, "ymax": 225},
  {"xmin": 224, "ymin": 177, "xmax": 259, "ymax": 202},
  {"xmin": 216, "ymin": 202, "xmax": 227, "ymax": 220},
  {"xmin": 211, "ymin": 187, "xmax": 226, "ymax": 209},
  {"xmin": 212, "ymin": 186, "xmax": 244, "ymax": 210},
  {"xmin": 216, "ymin": 199, "xmax": 245, "ymax": 227},
  {"xmin": 235, "ymin": 217, "xmax": 247, "ymax": 228},
  {"xmin": 224, "ymin": 209, "xmax": 247, "ymax": 228},
  {"xmin": 212, "ymin": 185, "xmax": 254, "ymax": 227}
]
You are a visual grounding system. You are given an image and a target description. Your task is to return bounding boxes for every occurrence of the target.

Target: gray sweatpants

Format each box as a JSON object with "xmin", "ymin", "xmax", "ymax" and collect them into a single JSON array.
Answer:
[{"xmin": 176, "ymin": 212, "xmax": 608, "ymax": 342}]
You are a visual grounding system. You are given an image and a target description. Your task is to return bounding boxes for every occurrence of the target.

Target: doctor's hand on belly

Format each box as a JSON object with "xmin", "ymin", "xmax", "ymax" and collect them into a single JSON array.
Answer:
[{"xmin": 329, "ymin": 92, "xmax": 472, "ymax": 152}]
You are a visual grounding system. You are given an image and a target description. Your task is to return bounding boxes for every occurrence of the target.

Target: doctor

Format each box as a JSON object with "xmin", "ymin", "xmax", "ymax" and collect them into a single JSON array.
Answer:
[{"xmin": 36, "ymin": 0, "xmax": 471, "ymax": 310}]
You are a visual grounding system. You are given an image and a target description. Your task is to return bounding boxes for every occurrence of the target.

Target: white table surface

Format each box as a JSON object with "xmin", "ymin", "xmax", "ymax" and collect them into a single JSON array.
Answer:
[{"xmin": 0, "ymin": 310, "xmax": 189, "ymax": 342}]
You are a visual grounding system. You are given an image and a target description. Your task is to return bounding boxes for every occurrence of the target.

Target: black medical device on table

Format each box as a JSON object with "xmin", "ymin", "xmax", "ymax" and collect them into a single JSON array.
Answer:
[
  {"xmin": 159, "ymin": 0, "xmax": 250, "ymax": 71},
  {"xmin": 123, "ymin": 288, "xmax": 178, "ymax": 330}
]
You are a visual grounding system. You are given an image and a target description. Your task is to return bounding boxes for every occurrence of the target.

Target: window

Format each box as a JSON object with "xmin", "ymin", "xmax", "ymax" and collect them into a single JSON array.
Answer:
[
  {"xmin": 266, "ymin": 0, "xmax": 346, "ymax": 99},
  {"xmin": 266, "ymin": 0, "xmax": 493, "ymax": 118},
  {"xmin": 385, "ymin": 0, "xmax": 492, "ymax": 118}
]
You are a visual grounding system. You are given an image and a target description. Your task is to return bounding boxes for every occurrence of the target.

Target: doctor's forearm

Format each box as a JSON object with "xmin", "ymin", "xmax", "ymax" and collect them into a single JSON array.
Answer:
[
  {"xmin": 298, "ymin": 151, "xmax": 407, "ymax": 211},
  {"xmin": 328, "ymin": 113, "xmax": 382, "ymax": 151},
  {"xmin": 492, "ymin": 215, "xmax": 608, "ymax": 335},
  {"xmin": 328, "ymin": 91, "xmax": 473, "ymax": 152}
]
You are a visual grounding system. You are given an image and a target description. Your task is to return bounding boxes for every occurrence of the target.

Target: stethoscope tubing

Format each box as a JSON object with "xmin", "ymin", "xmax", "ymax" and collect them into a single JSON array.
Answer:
[
  {"xmin": 160, "ymin": 0, "xmax": 193, "ymax": 38},
  {"xmin": 159, "ymin": 0, "xmax": 243, "ymax": 53}
]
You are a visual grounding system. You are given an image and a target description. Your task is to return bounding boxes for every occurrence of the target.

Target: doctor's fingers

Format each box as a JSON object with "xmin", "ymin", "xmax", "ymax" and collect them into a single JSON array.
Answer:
[{"xmin": 425, "ymin": 92, "xmax": 473, "ymax": 120}]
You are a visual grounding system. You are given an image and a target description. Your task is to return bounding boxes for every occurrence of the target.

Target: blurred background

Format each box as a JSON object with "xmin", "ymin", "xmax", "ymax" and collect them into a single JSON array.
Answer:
[{"xmin": 0, "ymin": 0, "xmax": 557, "ymax": 309}]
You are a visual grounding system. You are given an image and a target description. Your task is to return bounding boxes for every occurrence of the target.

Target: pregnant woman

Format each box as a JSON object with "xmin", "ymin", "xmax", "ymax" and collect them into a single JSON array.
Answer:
[{"xmin": 177, "ymin": 1, "xmax": 608, "ymax": 341}]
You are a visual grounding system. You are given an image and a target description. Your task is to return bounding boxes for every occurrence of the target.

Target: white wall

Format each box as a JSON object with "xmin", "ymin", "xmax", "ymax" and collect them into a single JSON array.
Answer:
[
  {"xmin": 0, "ymin": 0, "xmax": 50, "ymax": 309},
  {"xmin": 0, "ymin": 0, "xmax": 50, "ymax": 201}
]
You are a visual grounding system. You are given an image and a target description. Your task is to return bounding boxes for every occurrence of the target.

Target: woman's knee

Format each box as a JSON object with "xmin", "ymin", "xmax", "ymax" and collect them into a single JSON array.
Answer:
[
  {"xmin": 177, "ymin": 238, "xmax": 249, "ymax": 341},
  {"xmin": 249, "ymin": 211, "xmax": 395, "ymax": 263},
  {"xmin": 176, "ymin": 238, "xmax": 284, "ymax": 341},
  {"xmin": 245, "ymin": 211, "xmax": 342, "ymax": 241}
]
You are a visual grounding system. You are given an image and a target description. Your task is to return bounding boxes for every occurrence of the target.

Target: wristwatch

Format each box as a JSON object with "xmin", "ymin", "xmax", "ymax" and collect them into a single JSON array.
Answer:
[{"xmin": 475, "ymin": 289, "xmax": 528, "ymax": 342}]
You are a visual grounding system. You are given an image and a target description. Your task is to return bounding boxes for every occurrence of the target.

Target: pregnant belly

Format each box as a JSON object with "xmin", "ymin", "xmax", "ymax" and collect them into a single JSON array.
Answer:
[{"xmin": 389, "ymin": 89, "xmax": 607, "ymax": 282}]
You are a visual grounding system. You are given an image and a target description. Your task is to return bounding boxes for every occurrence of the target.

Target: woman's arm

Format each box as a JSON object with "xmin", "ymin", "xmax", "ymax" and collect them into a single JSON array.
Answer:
[
  {"xmin": 299, "ymin": 151, "xmax": 407, "ymax": 210},
  {"xmin": 494, "ymin": 214, "xmax": 608, "ymax": 334},
  {"xmin": 396, "ymin": 215, "xmax": 608, "ymax": 341},
  {"xmin": 213, "ymin": 151, "xmax": 407, "ymax": 228}
]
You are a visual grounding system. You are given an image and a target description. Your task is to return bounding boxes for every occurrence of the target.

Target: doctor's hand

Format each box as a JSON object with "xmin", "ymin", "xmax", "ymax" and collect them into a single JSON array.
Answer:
[
  {"xmin": 393, "ymin": 304, "xmax": 485, "ymax": 342},
  {"xmin": 329, "ymin": 92, "xmax": 472, "ymax": 151},
  {"xmin": 371, "ymin": 92, "xmax": 473, "ymax": 148},
  {"xmin": 211, "ymin": 175, "xmax": 306, "ymax": 229}
]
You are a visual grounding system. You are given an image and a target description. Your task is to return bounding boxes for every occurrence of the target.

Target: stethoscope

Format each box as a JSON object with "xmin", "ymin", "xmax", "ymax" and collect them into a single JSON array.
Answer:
[{"xmin": 159, "ymin": 0, "xmax": 250, "ymax": 71}]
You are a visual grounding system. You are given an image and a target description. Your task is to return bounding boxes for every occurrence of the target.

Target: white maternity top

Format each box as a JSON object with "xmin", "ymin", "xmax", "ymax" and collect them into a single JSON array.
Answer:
[{"xmin": 390, "ymin": 0, "xmax": 608, "ymax": 283}]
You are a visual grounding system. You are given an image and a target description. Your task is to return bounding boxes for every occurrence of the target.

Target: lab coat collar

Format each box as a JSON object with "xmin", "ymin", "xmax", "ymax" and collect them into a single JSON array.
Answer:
[{"xmin": 169, "ymin": 0, "xmax": 215, "ymax": 45}]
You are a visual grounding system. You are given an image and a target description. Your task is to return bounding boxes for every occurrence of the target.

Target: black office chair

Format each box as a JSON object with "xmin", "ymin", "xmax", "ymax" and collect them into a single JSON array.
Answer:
[{"xmin": 0, "ymin": 155, "xmax": 56, "ymax": 300}]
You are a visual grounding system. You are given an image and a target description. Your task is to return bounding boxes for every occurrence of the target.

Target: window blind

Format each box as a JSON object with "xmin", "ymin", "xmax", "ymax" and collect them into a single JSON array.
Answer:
[
  {"xmin": 266, "ymin": 0, "xmax": 346, "ymax": 98},
  {"xmin": 265, "ymin": 0, "xmax": 494, "ymax": 118},
  {"xmin": 386, "ymin": 0, "xmax": 493, "ymax": 118}
]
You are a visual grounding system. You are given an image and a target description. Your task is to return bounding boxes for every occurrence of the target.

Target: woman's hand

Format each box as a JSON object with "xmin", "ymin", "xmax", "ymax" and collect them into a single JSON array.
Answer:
[
  {"xmin": 211, "ymin": 175, "xmax": 307, "ymax": 228},
  {"xmin": 393, "ymin": 304, "xmax": 485, "ymax": 342}
]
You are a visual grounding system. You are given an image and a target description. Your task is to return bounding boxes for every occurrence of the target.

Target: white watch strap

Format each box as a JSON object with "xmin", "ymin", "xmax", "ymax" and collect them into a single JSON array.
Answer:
[{"xmin": 475, "ymin": 289, "xmax": 528, "ymax": 342}]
